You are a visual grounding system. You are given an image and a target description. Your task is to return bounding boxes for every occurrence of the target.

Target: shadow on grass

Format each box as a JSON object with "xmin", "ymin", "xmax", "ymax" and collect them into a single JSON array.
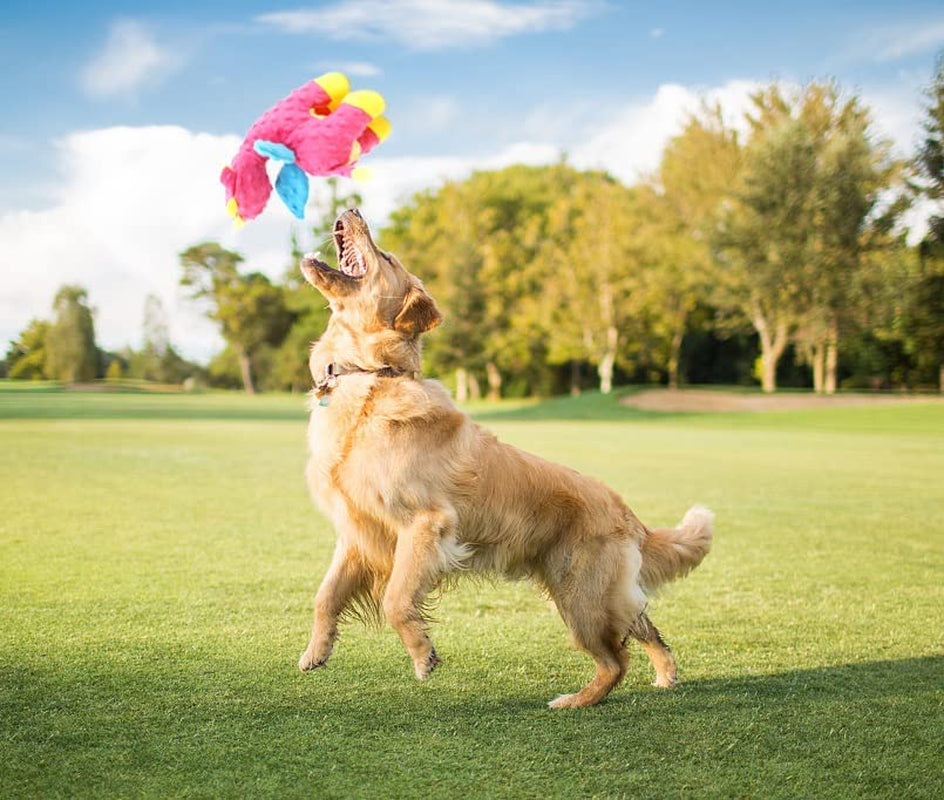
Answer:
[{"xmin": 2, "ymin": 653, "xmax": 940, "ymax": 797}]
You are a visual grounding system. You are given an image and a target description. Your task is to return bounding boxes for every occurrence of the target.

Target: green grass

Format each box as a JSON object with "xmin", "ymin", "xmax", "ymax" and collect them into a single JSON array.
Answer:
[{"xmin": 1, "ymin": 386, "xmax": 942, "ymax": 798}]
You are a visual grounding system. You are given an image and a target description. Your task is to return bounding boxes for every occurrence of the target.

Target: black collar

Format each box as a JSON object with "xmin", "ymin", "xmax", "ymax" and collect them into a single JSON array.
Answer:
[{"xmin": 314, "ymin": 362, "xmax": 415, "ymax": 397}]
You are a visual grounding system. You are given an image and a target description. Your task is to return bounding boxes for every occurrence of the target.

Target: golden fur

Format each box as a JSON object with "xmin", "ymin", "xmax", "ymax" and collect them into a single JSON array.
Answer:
[{"xmin": 297, "ymin": 209, "xmax": 713, "ymax": 708}]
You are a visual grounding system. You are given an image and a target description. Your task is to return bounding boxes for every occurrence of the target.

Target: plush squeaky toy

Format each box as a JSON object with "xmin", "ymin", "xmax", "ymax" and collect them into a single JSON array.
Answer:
[{"xmin": 221, "ymin": 72, "xmax": 390, "ymax": 226}]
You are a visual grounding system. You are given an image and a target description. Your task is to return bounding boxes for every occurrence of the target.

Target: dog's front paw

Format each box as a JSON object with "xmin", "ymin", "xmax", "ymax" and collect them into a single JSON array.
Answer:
[
  {"xmin": 653, "ymin": 674, "xmax": 678, "ymax": 689},
  {"xmin": 413, "ymin": 647, "xmax": 441, "ymax": 681},
  {"xmin": 298, "ymin": 649, "xmax": 329, "ymax": 672}
]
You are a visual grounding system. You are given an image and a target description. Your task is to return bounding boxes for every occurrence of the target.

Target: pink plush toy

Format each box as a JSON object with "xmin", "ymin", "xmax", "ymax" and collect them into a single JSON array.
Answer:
[{"xmin": 221, "ymin": 72, "xmax": 390, "ymax": 226}]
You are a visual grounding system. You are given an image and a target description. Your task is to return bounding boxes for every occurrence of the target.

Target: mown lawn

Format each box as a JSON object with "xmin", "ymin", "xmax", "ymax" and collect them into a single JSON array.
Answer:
[{"xmin": 1, "ymin": 385, "xmax": 942, "ymax": 798}]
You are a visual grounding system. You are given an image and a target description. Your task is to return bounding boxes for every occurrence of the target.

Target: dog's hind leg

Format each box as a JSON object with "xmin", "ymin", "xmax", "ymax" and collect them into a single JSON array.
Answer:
[
  {"xmin": 629, "ymin": 613, "xmax": 678, "ymax": 688},
  {"xmin": 383, "ymin": 507, "xmax": 458, "ymax": 680},
  {"xmin": 547, "ymin": 546, "xmax": 629, "ymax": 709},
  {"xmin": 299, "ymin": 540, "xmax": 370, "ymax": 671}
]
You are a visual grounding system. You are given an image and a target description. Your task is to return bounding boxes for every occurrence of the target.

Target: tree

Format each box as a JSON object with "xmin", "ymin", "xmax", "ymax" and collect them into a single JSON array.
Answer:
[
  {"xmin": 44, "ymin": 285, "xmax": 99, "ymax": 383},
  {"xmin": 789, "ymin": 84, "xmax": 901, "ymax": 394},
  {"xmin": 128, "ymin": 294, "xmax": 169, "ymax": 381},
  {"xmin": 105, "ymin": 359, "xmax": 125, "ymax": 381},
  {"xmin": 912, "ymin": 53, "xmax": 944, "ymax": 391},
  {"xmin": 715, "ymin": 83, "xmax": 900, "ymax": 393},
  {"xmin": 541, "ymin": 173, "xmax": 651, "ymax": 394},
  {"xmin": 653, "ymin": 105, "xmax": 742, "ymax": 388},
  {"xmin": 384, "ymin": 165, "xmax": 576, "ymax": 398},
  {"xmin": 5, "ymin": 319, "xmax": 50, "ymax": 379},
  {"xmin": 180, "ymin": 243, "xmax": 292, "ymax": 393},
  {"xmin": 716, "ymin": 107, "xmax": 810, "ymax": 392},
  {"xmin": 916, "ymin": 54, "xmax": 944, "ymax": 254}
]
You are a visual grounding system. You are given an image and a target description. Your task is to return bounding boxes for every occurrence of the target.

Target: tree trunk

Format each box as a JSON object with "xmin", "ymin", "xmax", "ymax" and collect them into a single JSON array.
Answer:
[
  {"xmin": 598, "ymin": 325, "xmax": 618, "ymax": 395},
  {"xmin": 455, "ymin": 367, "xmax": 469, "ymax": 403},
  {"xmin": 824, "ymin": 317, "xmax": 838, "ymax": 395},
  {"xmin": 811, "ymin": 342, "xmax": 825, "ymax": 394},
  {"xmin": 570, "ymin": 360, "xmax": 581, "ymax": 397},
  {"xmin": 238, "ymin": 349, "xmax": 256, "ymax": 394},
  {"xmin": 753, "ymin": 310, "xmax": 788, "ymax": 394},
  {"xmin": 468, "ymin": 373, "xmax": 481, "ymax": 401},
  {"xmin": 485, "ymin": 361, "xmax": 501, "ymax": 401},
  {"xmin": 668, "ymin": 326, "xmax": 684, "ymax": 390}
]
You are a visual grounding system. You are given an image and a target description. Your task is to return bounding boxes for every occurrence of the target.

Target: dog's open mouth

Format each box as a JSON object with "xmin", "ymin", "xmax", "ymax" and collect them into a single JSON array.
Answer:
[
  {"xmin": 333, "ymin": 218, "xmax": 368, "ymax": 278},
  {"xmin": 301, "ymin": 211, "xmax": 370, "ymax": 283}
]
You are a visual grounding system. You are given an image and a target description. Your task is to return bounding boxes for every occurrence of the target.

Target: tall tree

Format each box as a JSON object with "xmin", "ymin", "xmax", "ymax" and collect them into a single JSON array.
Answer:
[
  {"xmin": 542, "ymin": 172, "xmax": 648, "ymax": 394},
  {"xmin": 916, "ymin": 54, "xmax": 944, "ymax": 253},
  {"xmin": 790, "ymin": 83, "xmax": 901, "ymax": 393},
  {"xmin": 45, "ymin": 285, "xmax": 99, "ymax": 383},
  {"xmin": 383, "ymin": 164, "xmax": 573, "ymax": 398},
  {"xmin": 912, "ymin": 53, "xmax": 944, "ymax": 390},
  {"xmin": 719, "ymin": 106, "xmax": 813, "ymax": 392},
  {"xmin": 4, "ymin": 319, "xmax": 50, "ymax": 380},
  {"xmin": 716, "ymin": 83, "xmax": 900, "ymax": 393},
  {"xmin": 650, "ymin": 110, "xmax": 742, "ymax": 387},
  {"xmin": 129, "ymin": 294, "xmax": 170, "ymax": 381},
  {"xmin": 180, "ymin": 243, "xmax": 292, "ymax": 393}
]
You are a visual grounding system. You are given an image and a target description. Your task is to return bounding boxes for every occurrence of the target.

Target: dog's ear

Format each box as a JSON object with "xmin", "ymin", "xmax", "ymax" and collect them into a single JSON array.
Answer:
[{"xmin": 394, "ymin": 282, "xmax": 442, "ymax": 335}]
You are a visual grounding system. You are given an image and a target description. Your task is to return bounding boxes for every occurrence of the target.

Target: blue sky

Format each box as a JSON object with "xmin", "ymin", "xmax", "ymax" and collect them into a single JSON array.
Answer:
[{"xmin": 1, "ymin": 0, "xmax": 942, "ymax": 359}]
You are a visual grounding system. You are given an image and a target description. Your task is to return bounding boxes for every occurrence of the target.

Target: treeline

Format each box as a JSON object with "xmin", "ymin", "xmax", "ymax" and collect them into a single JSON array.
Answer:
[
  {"xmin": 383, "ymin": 77, "xmax": 943, "ymax": 396},
  {"xmin": 1, "ymin": 286, "xmax": 205, "ymax": 386},
  {"xmin": 4, "ymin": 69, "xmax": 944, "ymax": 395}
]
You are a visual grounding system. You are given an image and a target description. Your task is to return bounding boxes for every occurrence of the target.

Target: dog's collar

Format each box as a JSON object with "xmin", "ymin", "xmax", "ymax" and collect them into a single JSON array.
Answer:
[{"xmin": 314, "ymin": 362, "xmax": 416, "ymax": 398}]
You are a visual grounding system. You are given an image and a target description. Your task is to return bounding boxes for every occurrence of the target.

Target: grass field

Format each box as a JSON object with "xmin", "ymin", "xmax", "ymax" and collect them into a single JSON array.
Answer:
[{"xmin": 1, "ymin": 384, "xmax": 942, "ymax": 798}]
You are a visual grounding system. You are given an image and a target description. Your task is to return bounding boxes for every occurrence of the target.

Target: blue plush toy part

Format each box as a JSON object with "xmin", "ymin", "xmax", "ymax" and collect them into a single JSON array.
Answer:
[
  {"xmin": 253, "ymin": 140, "xmax": 308, "ymax": 219},
  {"xmin": 253, "ymin": 140, "xmax": 296, "ymax": 162},
  {"xmin": 275, "ymin": 164, "xmax": 309, "ymax": 219}
]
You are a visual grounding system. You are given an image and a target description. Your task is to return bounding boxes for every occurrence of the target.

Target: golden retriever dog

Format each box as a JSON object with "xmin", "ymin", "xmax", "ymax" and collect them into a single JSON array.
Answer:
[{"xmin": 297, "ymin": 209, "xmax": 713, "ymax": 708}]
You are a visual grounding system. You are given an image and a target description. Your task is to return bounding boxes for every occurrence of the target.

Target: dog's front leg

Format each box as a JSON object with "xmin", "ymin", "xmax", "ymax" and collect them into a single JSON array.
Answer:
[
  {"xmin": 383, "ymin": 507, "xmax": 456, "ymax": 680},
  {"xmin": 299, "ymin": 539, "xmax": 369, "ymax": 671}
]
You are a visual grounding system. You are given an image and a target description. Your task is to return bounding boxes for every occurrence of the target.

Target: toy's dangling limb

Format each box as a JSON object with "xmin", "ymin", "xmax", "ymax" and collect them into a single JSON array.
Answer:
[
  {"xmin": 222, "ymin": 150, "xmax": 272, "ymax": 225},
  {"xmin": 252, "ymin": 139, "xmax": 309, "ymax": 219},
  {"xmin": 275, "ymin": 164, "xmax": 309, "ymax": 219}
]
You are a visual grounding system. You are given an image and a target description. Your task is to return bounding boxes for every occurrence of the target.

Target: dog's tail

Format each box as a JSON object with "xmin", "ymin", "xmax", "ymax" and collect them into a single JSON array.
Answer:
[{"xmin": 639, "ymin": 505, "xmax": 714, "ymax": 593}]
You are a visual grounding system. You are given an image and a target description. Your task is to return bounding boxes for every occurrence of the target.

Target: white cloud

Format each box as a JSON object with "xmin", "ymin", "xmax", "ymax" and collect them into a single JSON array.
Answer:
[
  {"xmin": 81, "ymin": 20, "xmax": 182, "ymax": 98},
  {"xmin": 315, "ymin": 60, "xmax": 383, "ymax": 78},
  {"xmin": 0, "ymin": 127, "xmax": 297, "ymax": 361},
  {"xmin": 257, "ymin": 0, "xmax": 603, "ymax": 50},
  {"xmin": 395, "ymin": 95, "xmax": 463, "ymax": 137},
  {"xmin": 863, "ymin": 87, "xmax": 923, "ymax": 157},
  {"xmin": 570, "ymin": 80, "xmax": 760, "ymax": 183},
  {"xmin": 2, "ymin": 77, "xmax": 927, "ymax": 363},
  {"xmin": 360, "ymin": 142, "xmax": 562, "ymax": 222},
  {"xmin": 840, "ymin": 19, "xmax": 944, "ymax": 64},
  {"xmin": 872, "ymin": 20, "xmax": 944, "ymax": 62}
]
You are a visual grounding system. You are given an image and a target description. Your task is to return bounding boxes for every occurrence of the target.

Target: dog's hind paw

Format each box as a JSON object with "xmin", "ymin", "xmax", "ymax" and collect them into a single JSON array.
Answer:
[
  {"xmin": 414, "ymin": 647, "xmax": 441, "ymax": 681},
  {"xmin": 548, "ymin": 693, "xmax": 579, "ymax": 709}
]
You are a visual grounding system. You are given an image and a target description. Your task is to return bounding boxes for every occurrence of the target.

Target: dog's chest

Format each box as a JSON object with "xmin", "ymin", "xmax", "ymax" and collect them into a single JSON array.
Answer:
[
  {"xmin": 305, "ymin": 390, "xmax": 384, "ymax": 512},
  {"xmin": 307, "ymin": 403, "xmax": 346, "ymax": 475}
]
